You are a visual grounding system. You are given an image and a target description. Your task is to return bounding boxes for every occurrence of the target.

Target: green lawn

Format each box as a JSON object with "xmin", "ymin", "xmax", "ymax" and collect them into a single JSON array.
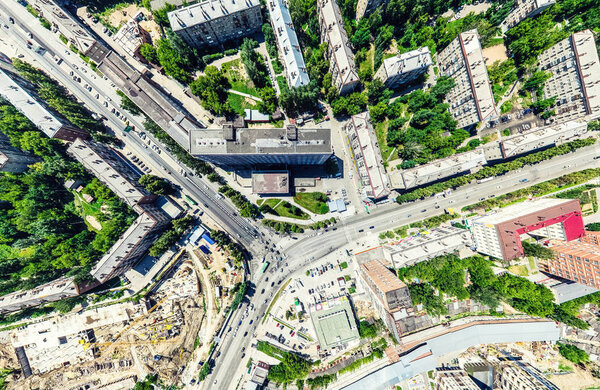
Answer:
[
  {"xmin": 359, "ymin": 46, "xmax": 374, "ymax": 77},
  {"xmin": 259, "ymin": 199, "xmax": 309, "ymax": 220},
  {"xmin": 73, "ymin": 192, "xmax": 106, "ymax": 232},
  {"xmin": 374, "ymin": 120, "xmax": 398, "ymax": 162},
  {"xmin": 221, "ymin": 59, "xmax": 260, "ymax": 97},
  {"xmin": 227, "ymin": 93, "xmax": 256, "ymax": 115},
  {"xmin": 294, "ymin": 192, "xmax": 329, "ymax": 214},
  {"xmin": 508, "ymin": 265, "xmax": 529, "ymax": 277}
]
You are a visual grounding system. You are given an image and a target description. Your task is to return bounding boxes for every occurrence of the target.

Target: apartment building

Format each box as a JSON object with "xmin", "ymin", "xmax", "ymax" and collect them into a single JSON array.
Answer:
[
  {"xmin": 541, "ymin": 231, "xmax": 600, "ymax": 288},
  {"xmin": 355, "ymin": 0, "xmax": 387, "ymax": 20},
  {"xmin": 318, "ymin": 0, "xmax": 360, "ymax": 95},
  {"xmin": 538, "ymin": 29, "xmax": 600, "ymax": 123},
  {"xmin": 168, "ymin": 0, "xmax": 262, "ymax": 48},
  {"xmin": 189, "ymin": 123, "xmax": 332, "ymax": 167},
  {"xmin": 500, "ymin": 0, "xmax": 555, "ymax": 33},
  {"xmin": 496, "ymin": 359, "xmax": 560, "ymax": 389},
  {"xmin": 0, "ymin": 132, "xmax": 39, "ymax": 172},
  {"xmin": 438, "ymin": 29, "xmax": 498, "ymax": 129},
  {"xmin": 374, "ymin": 47, "xmax": 432, "ymax": 89},
  {"xmin": 388, "ymin": 148, "xmax": 487, "ymax": 190},
  {"xmin": 434, "ymin": 367, "xmax": 480, "ymax": 390},
  {"xmin": 268, "ymin": 0, "xmax": 310, "ymax": 88},
  {"xmin": 68, "ymin": 139, "xmax": 170, "ymax": 284},
  {"xmin": 113, "ymin": 12, "xmax": 151, "ymax": 60},
  {"xmin": 0, "ymin": 67, "xmax": 88, "ymax": 141},
  {"xmin": 29, "ymin": 0, "xmax": 103, "ymax": 55},
  {"xmin": 468, "ymin": 199, "xmax": 585, "ymax": 261},
  {"xmin": 344, "ymin": 111, "xmax": 390, "ymax": 201},
  {"xmin": 359, "ymin": 259, "xmax": 414, "ymax": 342}
]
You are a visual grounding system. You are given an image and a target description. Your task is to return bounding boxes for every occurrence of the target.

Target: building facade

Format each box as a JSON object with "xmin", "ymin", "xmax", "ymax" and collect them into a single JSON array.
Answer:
[
  {"xmin": 434, "ymin": 367, "xmax": 480, "ymax": 390},
  {"xmin": 0, "ymin": 132, "xmax": 39, "ymax": 172},
  {"xmin": 189, "ymin": 124, "xmax": 332, "ymax": 167},
  {"xmin": 318, "ymin": 0, "xmax": 360, "ymax": 95},
  {"xmin": 344, "ymin": 111, "xmax": 390, "ymax": 201},
  {"xmin": 268, "ymin": 0, "xmax": 310, "ymax": 88},
  {"xmin": 113, "ymin": 12, "xmax": 151, "ymax": 60},
  {"xmin": 168, "ymin": 0, "xmax": 262, "ymax": 48},
  {"xmin": 500, "ymin": 0, "xmax": 555, "ymax": 33},
  {"xmin": 538, "ymin": 30, "xmax": 600, "ymax": 123},
  {"xmin": 355, "ymin": 0, "xmax": 387, "ymax": 20},
  {"xmin": 496, "ymin": 359, "xmax": 560, "ymax": 390},
  {"xmin": 359, "ymin": 259, "xmax": 414, "ymax": 342},
  {"xmin": 438, "ymin": 29, "xmax": 498, "ymax": 129},
  {"xmin": 374, "ymin": 47, "xmax": 432, "ymax": 89},
  {"xmin": 469, "ymin": 199, "xmax": 585, "ymax": 261}
]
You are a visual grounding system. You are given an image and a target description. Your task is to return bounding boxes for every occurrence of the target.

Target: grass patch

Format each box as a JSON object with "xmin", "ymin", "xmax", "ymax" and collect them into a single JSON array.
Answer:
[
  {"xmin": 508, "ymin": 265, "xmax": 529, "ymax": 277},
  {"xmin": 221, "ymin": 59, "xmax": 260, "ymax": 97},
  {"xmin": 260, "ymin": 199, "xmax": 309, "ymax": 220},
  {"xmin": 374, "ymin": 120, "xmax": 398, "ymax": 161},
  {"xmin": 528, "ymin": 256, "xmax": 536, "ymax": 270},
  {"xmin": 227, "ymin": 93, "xmax": 256, "ymax": 115},
  {"xmin": 293, "ymin": 192, "xmax": 329, "ymax": 214}
]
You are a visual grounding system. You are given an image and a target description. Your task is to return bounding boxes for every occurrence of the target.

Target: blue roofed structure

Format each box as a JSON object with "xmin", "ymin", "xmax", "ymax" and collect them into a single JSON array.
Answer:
[{"xmin": 202, "ymin": 232, "xmax": 215, "ymax": 245}]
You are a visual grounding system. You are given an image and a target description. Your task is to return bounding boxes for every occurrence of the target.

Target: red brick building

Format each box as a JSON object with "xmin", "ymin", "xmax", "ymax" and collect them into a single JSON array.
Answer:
[{"xmin": 542, "ymin": 231, "xmax": 600, "ymax": 288}]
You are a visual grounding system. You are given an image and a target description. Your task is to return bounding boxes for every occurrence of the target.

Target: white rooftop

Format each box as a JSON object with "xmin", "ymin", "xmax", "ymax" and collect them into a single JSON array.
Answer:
[
  {"xmin": 471, "ymin": 198, "xmax": 574, "ymax": 225},
  {"xmin": 168, "ymin": 0, "xmax": 260, "ymax": 31},
  {"xmin": 382, "ymin": 47, "xmax": 432, "ymax": 78},
  {"xmin": 113, "ymin": 13, "xmax": 147, "ymax": 58},
  {"xmin": 0, "ymin": 69, "xmax": 67, "ymax": 139},
  {"xmin": 572, "ymin": 30, "xmax": 600, "ymax": 118},
  {"xmin": 268, "ymin": 0, "xmax": 310, "ymax": 88}
]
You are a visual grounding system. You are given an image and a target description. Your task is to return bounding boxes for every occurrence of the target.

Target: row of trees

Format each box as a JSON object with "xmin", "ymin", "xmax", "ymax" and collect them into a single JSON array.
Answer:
[
  {"xmin": 211, "ymin": 229, "xmax": 246, "ymax": 267},
  {"xmin": 138, "ymin": 174, "xmax": 173, "ymax": 196},
  {"xmin": 396, "ymin": 137, "xmax": 596, "ymax": 203},
  {"xmin": 218, "ymin": 185, "xmax": 259, "ymax": 218},
  {"xmin": 148, "ymin": 215, "xmax": 193, "ymax": 257},
  {"xmin": 256, "ymin": 341, "xmax": 312, "ymax": 385}
]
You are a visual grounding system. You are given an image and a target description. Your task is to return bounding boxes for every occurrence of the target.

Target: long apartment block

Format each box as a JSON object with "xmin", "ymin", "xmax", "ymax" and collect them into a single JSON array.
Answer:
[
  {"xmin": 168, "ymin": 0, "xmax": 263, "ymax": 48},
  {"xmin": 0, "ymin": 132, "xmax": 39, "ymax": 173},
  {"xmin": 438, "ymin": 29, "xmax": 498, "ymax": 129},
  {"xmin": 318, "ymin": 0, "xmax": 360, "ymax": 95},
  {"xmin": 500, "ymin": 0, "xmax": 555, "ymax": 33},
  {"xmin": 268, "ymin": 0, "xmax": 310, "ymax": 88},
  {"xmin": 374, "ymin": 47, "xmax": 432, "ymax": 89},
  {"xmin": 344, "ymin": 111, "xmax": 390, "ymax": 201},
  {"xmin": 538, "ymin": 29, "xmax": 600, "ymax": 123}
]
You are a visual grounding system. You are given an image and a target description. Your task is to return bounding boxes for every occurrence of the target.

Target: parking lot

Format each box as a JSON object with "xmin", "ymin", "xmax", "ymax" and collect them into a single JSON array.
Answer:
[{"xmin": 480, "ymin": 109, "xmax": 546, "ymax": 137}]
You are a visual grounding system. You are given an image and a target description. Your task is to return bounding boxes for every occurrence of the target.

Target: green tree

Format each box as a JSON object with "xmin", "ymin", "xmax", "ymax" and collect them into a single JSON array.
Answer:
[
  {"xmin": 558, "ymin": 342, "xmax": 589, "ymax": 364},
  {"xmin": 139, "ymin": 43, "xmax": 158, "ymax": 64},
  {"xmin": 190, "ymin": 66, "xmax": 232, "ymax": 115},
  {"xmin": 138, "ymin": 174, "xmax": 173, "ymax": 195}
]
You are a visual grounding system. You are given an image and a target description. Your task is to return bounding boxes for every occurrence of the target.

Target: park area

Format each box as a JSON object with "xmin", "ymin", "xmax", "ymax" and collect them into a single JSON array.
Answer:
[{"xmin": 293, "ymin": 192, "xmax": 330, "ymax": 215}]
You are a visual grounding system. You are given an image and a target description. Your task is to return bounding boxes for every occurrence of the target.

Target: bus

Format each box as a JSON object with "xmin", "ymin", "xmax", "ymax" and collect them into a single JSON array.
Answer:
[
  {"xmin": 184, "ymin": 194, "xmax": 198, "ymax": 206},
  {"xmin": 260, "ymin": 262, "xmax": 270, "ymax": 274}
]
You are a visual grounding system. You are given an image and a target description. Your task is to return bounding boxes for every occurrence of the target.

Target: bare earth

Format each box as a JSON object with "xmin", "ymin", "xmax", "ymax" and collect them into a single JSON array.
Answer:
[
  {"xmin": 483, "ymin": 44, "xmax": 508, "ymax": 66},
  {"xmin": 85, "ymin": 215, "xmax": 102, "ymax": 230},
  {"xmin": 107, "ymin": 5, "xmax": 161, "ymax": 41}
]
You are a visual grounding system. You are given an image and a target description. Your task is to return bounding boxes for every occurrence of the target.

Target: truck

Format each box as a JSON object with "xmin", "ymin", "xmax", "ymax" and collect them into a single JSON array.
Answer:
[
  {"xmin": 477, "ymin": 177, "xmax": 495, "ymax": 184},
  {"xmin": 184, "ymin": 194, "xmax": 197, "ymax": 206}
]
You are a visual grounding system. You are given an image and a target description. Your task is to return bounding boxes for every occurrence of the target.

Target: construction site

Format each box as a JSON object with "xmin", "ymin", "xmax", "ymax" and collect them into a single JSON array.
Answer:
[{"xmin": 0, "ymin": 228, "xmax": 244, "ymax": 389}]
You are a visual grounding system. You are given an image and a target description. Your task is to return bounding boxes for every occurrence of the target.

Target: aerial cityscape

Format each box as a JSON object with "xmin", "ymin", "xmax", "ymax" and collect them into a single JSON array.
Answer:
[{"xmin": 0, "ymin": 0, "xmax": 599, "ymax": 389}]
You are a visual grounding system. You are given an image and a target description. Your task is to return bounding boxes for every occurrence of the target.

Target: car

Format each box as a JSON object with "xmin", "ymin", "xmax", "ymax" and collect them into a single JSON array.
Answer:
[
  {"xmin": 8, "ymin": 17, "xmax": 14, "ymax": 24},
  {"xmin": 358, "ymin": 229, "xmax": 364, "ymax": 232},
  {"xmin": 214, "ymin": 380, "xmax": 218, "ymax": 385},
  {"xmin": 95, "ymin": 94, "xmax": 99, "ymax": 99},
  {"xmin": 369, "ymin": 226, "xmax": 374, "ymax": 229},
  {"xmin": 189, "ymin": 379, "xmax": 196, "ymax": 385},
  {"xmin": 103, "ymin": 101, "xmax": 109, "ymax": 107},
  {"xmin": 264, "ymin": 299, "xmax": 267, "ymax": 304},
  {"xmin": 238, "ymin": 321, "xmax": 242, "ymax": 326},
  {"xmin": 407, "ymin": 214, "xmax": 412, "ymax": 217},
  {"xmin": 261, "ymin": 288, "xmax": 265, "ymax": 294},
  {"xmin": 241, "ymin": 347, "xmax": 246, "ymax": 353},
  {"xmin": 243, "ymin": 331, "xmax": 248, "ymax": 337}
]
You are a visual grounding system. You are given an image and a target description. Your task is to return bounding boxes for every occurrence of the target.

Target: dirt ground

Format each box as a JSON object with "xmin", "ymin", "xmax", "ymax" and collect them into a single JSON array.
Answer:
[
  {"xmin": 548, "ymin": 364, "xmax": 600, "ymax": 389},
  {"xmin": 483, "ymin": 43, "xmax": 509, "ymax": 65},
  {"xmin": 86, "ymin": 215, "xmax": 102, "ymax": 230},
  {"xmin": 107, "ymin": 5, "xmax": 161, "ymax": 41}
]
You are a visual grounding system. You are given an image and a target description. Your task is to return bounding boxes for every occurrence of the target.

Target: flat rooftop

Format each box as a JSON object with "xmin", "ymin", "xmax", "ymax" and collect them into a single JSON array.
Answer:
[
  {"xmin": 168, "ymin": 0, "xmax": 260, "ymax": 31},
  {"xmin": 471, "ymin": 198, "xmax": 575, "ymax": 225},
  {"xmin": 573, "ymin": 30, "xmax": 600, "ymax": 118},
  {"xmin": 252, "ymin": 171, "xmax": 290, "ymax": 194},
  {"xmin": 360, "ymin": 259, "xmax": 406, "ymax": 293},
  {"xmin": 311, "ymin": 296, "xmax": 359, "ymax": 349},
  {"xmin": 268, "ymin": 0, "xmax": 310, "ymax": 88},
  {"xmin": 383, "ymin": 47, "xmax": 432, "ymax": 77},
  {"xmin": 189, "ymin": 125, "xmax": 331, "ymax": 155},
  {"xmin": 387, "ymin": 227, "xmax": 472, "ymax": 265}
]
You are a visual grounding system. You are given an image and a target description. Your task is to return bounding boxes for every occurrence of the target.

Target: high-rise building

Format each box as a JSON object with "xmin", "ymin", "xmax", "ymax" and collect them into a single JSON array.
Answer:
[
  {"xmin": 538, "ymin": 30, "xmax": 600, "ymax": 123},
  {"xmin": 468, "ymin": 198, "xmax": 585, "ymax": 261},
  {"xmin": 268, "ymin": 0, "xmax": 310, "ymax": 88},
  {"xmin": 344, "ymin": 111, "xmax": 390, "ymax": 201},
  {"xmin": 189, "ymin": 123, "xmax": 332, "ymax": 167},
  {"xmin": 496, "ymin": 358, "xmax": 560, "ymax": 390},
  {"xmin": 168, "ymin": 0, "xmax": 263, "ymax": 48},
  {"xmin": 0, "ymin": 132, "xmax": 39, "ymax": 172},
  {"xmin": 438, "ymin": 29, "xmax": 498, "ymax": 129},
  {"xmin": 541, "ymin": 231, "xmax": 600, "ymax": 288},
  {"xmin": 318, "ymin": 0, "xmax": 360, "ymax": 95},
  {"xmin": 359, "ymin": 259, "xmax": 414, "ymax": 342},
  {"xmin": 374, "ymin": 47, "xmax": 432, "ymax": 89},
  {"xmin": 500, "ymin": 0, "xmax": 555, "ymax": 33},
  {"xmin": 434, "ymin": 367, "xmax": 480, "ymax": 390}
]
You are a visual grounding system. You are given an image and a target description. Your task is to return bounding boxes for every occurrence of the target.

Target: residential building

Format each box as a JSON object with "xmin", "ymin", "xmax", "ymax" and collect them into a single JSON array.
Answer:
[
  {"xmin": 318, "ymin": 0, "xmax": 360, "ymax": 95},
  {"xmin": 345, "ymin": 111, "xmax": 390, "ymax": 201},
  {"xmin": 468, "ymin": 199, "xmax": 585, "ymax": 261},
  {"xmin": 68, "ymin": 139, "xmax": 170, "ymax": 284},
  {"xmin": 0, "ymin": 277, "xmax": 79, "ymax": 315},
  {"xmin": 268, "ymin": 0, "xmax": 310, "ymax": 88},
  {"xmin": 356, "ymin": 0, "xmax": 387, "ymax": 20},
  {"xmin": 29, "ymin": 0, "xmax": 103, "ymax": 55},
  {"xmin": 538, "ymin": 30, "xmax": 600, "ymax": 122},
  {"xmin": 310, "ymin": 295, "xmax": 360, "ymax": 351},
  {"xmin": 541, "ymin": 231, "xmax": 600, "ymax": 288},
  {"xmin": 496, "ymin": 358, "xmax": 560, "ymax": 390},
  {"xmin": 251, "ymin": 171, "xmax": 290, "ymax": 195},
  {"xmin": 0, "ymin": 67, "xmax": 88, "ymax": 141},
  {"xmin": 388, "ymin": 148, "xmax": 487, "ymax": 190},
  {"xmin": 434, "ymin": 367, "xmax": 480, "ymax": 390},
  {"xmin": 500, "ymin": 0, "xmax": 556, "ymax": 33},
  {"xmin": 359, "ymin": 259, "xmax": 414, "ymax": 342},
  {"xmin": 189, "ymin": 124, "xmax": 332, "ymax": 167},
  {"xmin": 374, "ymin": 47, "xmax": 432, "ymax": 89},
  {"xmin": 113, "ymin": 12, "xmax": 151, "ymax": 60},
  {"xmin": 0, "ymin": 132, "xmax": 39, "ymax": 172},
  {"xmin": 438, "ymin": 29, "xmax": 498, "ymax": 129},
  {"xmin": 383, "ymin": 226, "xmax": 473, "ymax": 268},
  {"xmin": 168, "ymin": 0, "xmax": 262, "ymax": 48}
]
